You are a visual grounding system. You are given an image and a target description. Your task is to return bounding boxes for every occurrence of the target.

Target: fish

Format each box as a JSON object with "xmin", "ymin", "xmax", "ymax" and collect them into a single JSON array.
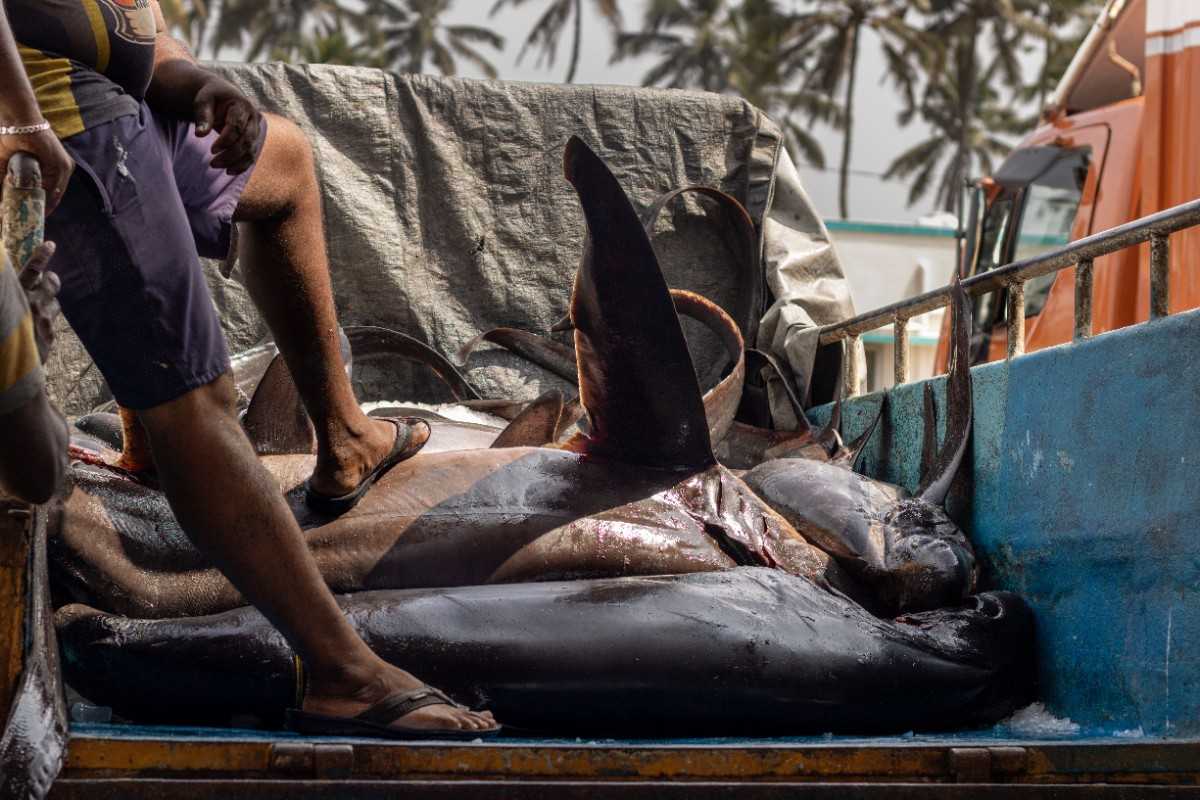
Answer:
[
  {"xmin": 741, "ymin": 275, "xmax": 978, "ymax": 615},
  {"xmin": 56, "ymin": 568, "xmax": 1036, "ymax": 736},
  {"xmin": 53, "ymin": 140, "xmax": 1035, "ymax": 738},
  {"xmin": 50, "ymin": 137, "xmax": 861, "ymax": 620}
]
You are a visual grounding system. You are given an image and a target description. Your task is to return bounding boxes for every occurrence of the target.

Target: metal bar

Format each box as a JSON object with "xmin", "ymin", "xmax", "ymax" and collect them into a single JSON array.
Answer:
[
  {"xmin": 1074, "ymin": 259, "xmax": 1094, "ymax": 341},
  {"xmin": 818, "ymin": 198, "xmax": 1200, "ymax": 345},
  {"xmin": 1150, "ymin": 232, "xmax": 1170, "ymax": 319},
  {"xmin": 1007, "ymin": 283, "xmax": 1026, "ymax": 359},
  {"xmin": 893, "ymin": 318, "xmax": 909, "ymax": 385},
  {"xmin": 844, "ymin": 335, "xmax": 861, "ymax": 398}
]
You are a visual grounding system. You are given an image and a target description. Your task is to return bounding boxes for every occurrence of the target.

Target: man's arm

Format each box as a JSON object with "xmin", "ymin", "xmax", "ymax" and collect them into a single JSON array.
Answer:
[
  {"xmin": 0, "ymin": 2, "xmax": 73, "ymax": 211},
  {"xmin": 145, "ymin": 1, "xmax": 262, "ymax": 175},
  {"xmin": 0, "ymin": 243, "xmax": 67, "ymax": 505}
]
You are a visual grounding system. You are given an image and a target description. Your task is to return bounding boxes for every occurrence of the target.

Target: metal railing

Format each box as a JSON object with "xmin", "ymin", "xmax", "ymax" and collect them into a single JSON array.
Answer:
[{"xmin": 819, "ymin": 197, "xmax": 1200, "ymax": 395}]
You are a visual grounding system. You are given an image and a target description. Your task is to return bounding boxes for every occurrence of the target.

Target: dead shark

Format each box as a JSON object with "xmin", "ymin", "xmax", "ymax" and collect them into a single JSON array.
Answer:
[
  {"xmin": 51, "ymin": 138, "xmax": 860, "ymax": 620},
  {"xmin": 742, "ymin": 275, "xmax": 978, "ymax": 615}
]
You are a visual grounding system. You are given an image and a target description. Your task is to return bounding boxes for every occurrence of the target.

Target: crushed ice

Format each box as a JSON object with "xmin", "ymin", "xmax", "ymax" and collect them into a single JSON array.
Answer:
[
  {"xmin": 999, "ymin": 703, "xmax": 1080, "ymax": 737},
  {"xmin": 361, "ymin": 400, "xmax": 506, "ymax": 429}
]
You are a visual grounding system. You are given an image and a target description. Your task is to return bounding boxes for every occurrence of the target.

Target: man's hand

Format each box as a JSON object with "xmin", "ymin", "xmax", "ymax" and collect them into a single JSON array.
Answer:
[
  {"xmin": 18, "ymin": 241, "xmax": 61, "ymax": 362},
  {"xmin": 0, "ymin": 128, "xmax": 73, "ymax": 213},
  {"xmin": 192, "ymin": 75, "xmax": 262, "ymax": 176}
]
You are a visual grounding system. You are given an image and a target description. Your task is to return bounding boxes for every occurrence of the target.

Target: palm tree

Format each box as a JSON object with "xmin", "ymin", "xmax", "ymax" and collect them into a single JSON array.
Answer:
[
  {"xmin": 610, "ymin": 0, "xmax": 733, "ymax": 93},
  {"xmin": 208, "ymin": 0, "xmax": 357, "ymax": 61},
  {"xmin": 612, "ymin": 0, "xmax": 838, "ymax": 168},
  {"xmin": 1017, "ymin": 0, "xmax": 1105, "ymax": 114},
  {"xmin": 489, "ymin": 0, "xmax": 622, "ymax": 84},
  {"xmin": 886, "ymin": 0, "xmax": 1046, "ymax": 211},
  {"xmin": 726, "ymin": 0, "xmax": 840, "ymax": 169},
  {"xmin": 158, "ymin": 0, "xmax": 217, "ymax": 56},
  {"xmin": 883, "ymin": 58, "xmax": 1024, "ymax": 211},
  {"xmin": 787, "ymin": 0, "xmax": 931, "ymax": 219},
  {"xmin": 370, "ymin": 0, "xmax": 505, "ymax": 77},
  {"xmin": 297, "ymin": 19, "xmax": 388, "ymax": 67}
]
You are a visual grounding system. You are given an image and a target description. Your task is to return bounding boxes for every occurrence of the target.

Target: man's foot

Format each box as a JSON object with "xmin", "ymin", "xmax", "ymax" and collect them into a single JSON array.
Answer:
[
  {"xmin": 302, "ymin": 661, "xmax": 497, "ymax": 734},
  {"xmin": 305, "ymin": 417, "xmax": 430, "ymax": 512}
]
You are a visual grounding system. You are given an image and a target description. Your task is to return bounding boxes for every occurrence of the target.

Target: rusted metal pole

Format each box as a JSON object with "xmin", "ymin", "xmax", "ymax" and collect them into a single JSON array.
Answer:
[
  {"xmin": 1150, "ymin": 232, "xmax": 1170, "ymax": 319},
  {"xmin": 893, "ymin": 317, "xmax": 909, "ymax": 386},
  {"xmin": 818, "ymin": 198, "xmax": 1200, "ymax": 346},
  {"xmin": 845, "ymin": 335, "xmax": 861, "ymax": 398},
  {"xmin": 1007, "ymin": 282, "xmax": 1026, "ymax": 359},
  {"xmin": 1074, "ymin": 258, "xmax": 1094, "ymax": 341}
]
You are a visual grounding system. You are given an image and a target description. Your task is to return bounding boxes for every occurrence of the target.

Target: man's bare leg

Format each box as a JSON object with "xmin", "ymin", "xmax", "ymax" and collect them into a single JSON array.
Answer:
[
  {"xmin": 137, "ymin": 375, "xmax": 494, "ymax": 731},
  {"xmin": 232, "ymin": 113, "xmax": 410, "ymax": 498}
]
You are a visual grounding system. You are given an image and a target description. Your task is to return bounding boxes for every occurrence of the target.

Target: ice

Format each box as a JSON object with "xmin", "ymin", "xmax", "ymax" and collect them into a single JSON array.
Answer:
[
  {"xmin": 361, "ymin": 400, "xmax": 507, "ymax": 429},
  {"xmin": 999, "ymin": 702, "xmax": 1081, "ymax": 737},
  {"xmin": 1113, "ymin": 727, "xmax": 1145, "ymax": 738}
]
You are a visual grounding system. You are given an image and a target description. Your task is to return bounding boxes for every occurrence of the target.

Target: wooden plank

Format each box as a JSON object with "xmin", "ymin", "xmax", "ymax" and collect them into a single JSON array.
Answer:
[
  {"xmin": 0, "ymin": 504, "xmax": 31, "ymax": 726},
  {"xmin": 61, "ymin": 734, "xmax": 1200, "ymax": 784}
]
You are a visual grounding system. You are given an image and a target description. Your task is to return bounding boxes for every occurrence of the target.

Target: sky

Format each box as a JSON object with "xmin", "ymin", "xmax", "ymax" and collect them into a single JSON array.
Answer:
[{"xmin": 442, "ymin": 0, "xmax": 949, "ymax": 224}]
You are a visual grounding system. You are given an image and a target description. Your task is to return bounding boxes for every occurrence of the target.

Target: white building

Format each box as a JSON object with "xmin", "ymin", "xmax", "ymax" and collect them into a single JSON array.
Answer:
[{"xmin": 825, "ymin": 219, "xmax": 958, "ymax": 393}]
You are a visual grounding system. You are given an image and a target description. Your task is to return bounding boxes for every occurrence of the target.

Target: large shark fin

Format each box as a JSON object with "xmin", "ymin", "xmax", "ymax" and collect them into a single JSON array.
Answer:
[
  {"xmin": 919, "ymin": 274, "xmax": 973, "ymax": 505},
  {"xmin": 561, "ymin": 137, "xmax": 714, "ymax": 470},
  {"xmin": 491, "ymin": 390, "xmax": 565, "ymax": 448},
  {"xmin": 242, "ymin": 354, "xmax": 317, "ymax": 455},
  {"xmin": 242, "ymin": 329, "xmax": 352, "ymax": 456}
]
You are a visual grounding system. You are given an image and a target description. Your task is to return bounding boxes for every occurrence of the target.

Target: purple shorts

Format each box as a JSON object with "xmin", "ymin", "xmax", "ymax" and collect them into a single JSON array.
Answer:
[{"xmin": 46, "ymin": 102, "xmax": 266, "ymax": 410}]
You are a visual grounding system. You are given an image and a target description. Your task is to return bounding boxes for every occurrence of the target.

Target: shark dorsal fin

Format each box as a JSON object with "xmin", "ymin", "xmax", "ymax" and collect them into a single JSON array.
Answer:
[
  {"xmin": 491, "ymin": 390, "xmax": 565, "ymax": 448},
  {"xmin": 919, "ymin": 274, "xmax": 973, "ymax": 505},
  {"xmin": 561, "ymin": 137, "xmax": 714, "ymax": 470}
]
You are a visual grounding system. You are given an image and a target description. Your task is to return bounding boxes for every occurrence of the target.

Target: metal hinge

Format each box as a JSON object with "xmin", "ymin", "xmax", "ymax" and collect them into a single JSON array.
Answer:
[
  {"xmin": 269, "ymin": 742, "xmax": 355, "ymax": 779},
  {"xmin": 948, "ymin": 746, "xmax": 1028, "ymax": 783}
]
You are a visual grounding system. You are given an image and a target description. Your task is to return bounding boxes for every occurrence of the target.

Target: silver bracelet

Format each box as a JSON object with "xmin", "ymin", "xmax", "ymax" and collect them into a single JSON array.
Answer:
[{"xmin": 0, "ymin": 120, "xmax": 51, "ymax": 136}]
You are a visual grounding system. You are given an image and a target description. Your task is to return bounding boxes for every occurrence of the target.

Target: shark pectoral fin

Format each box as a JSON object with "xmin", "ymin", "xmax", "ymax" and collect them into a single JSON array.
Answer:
[
  {"xmin": 242, "ymin": 353, "xmax": 316, "ymax": 456},
  {"xmin": 832, "ymin": 396, "xmax": 885, "ymax": 470},
  {"xmin": 555, "ymin": 396, "xmax": 586, "ymax": 440},
  {"xmin": 491, "ymin": 390, "xmax": 565, "ymax": 448},
  {"xmin": 563, "ymin": 136, "xmax": 715, "ymax": 470},
  {"xmin": 919, "ymin": 272, "xmax": 973, "ymax": 505}
]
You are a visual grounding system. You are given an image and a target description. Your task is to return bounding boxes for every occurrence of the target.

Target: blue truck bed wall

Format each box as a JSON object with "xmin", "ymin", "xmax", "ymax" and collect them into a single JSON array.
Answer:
[{"xmin": 810, "ymin": 308, "xmax": 1200, "ymax": 737}]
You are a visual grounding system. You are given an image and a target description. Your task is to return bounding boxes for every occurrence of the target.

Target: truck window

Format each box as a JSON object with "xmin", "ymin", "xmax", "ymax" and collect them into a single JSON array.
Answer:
[
  {"xmin": 1010, "ymin": 148, "xmax": 1091, "ymax": 317},
  {"xmin": 967, "ymin": 192, "xmax": 1015, "ymax": 360}
]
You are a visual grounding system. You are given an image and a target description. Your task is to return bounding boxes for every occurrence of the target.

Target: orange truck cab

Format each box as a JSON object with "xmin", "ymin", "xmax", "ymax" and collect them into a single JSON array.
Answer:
[{"xmin": 937, "ymin": 0, "xmax": 1200, "ymax": 367}]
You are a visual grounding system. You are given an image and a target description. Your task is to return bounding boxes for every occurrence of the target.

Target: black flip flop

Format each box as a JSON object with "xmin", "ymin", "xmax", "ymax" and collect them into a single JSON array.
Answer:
[
  {"xmin": 284, "ymin": 685, "xmax": 501, "ymax": 741},
  {"xmin": 303, "ymin": 417, "xmax": 430, "ymax": 516}
]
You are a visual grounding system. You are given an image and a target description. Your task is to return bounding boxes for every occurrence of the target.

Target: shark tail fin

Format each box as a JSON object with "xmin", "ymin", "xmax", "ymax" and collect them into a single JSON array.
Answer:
[{"xmin": 918, "ymin": 273, "xmax": 973, "ymax": 505}]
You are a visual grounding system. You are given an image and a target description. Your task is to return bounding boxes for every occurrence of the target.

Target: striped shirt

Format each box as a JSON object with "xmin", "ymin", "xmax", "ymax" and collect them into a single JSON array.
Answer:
[
  {"xmin": 7, "ymin": 0, "xmax": 156, "ymax": 139},
  {"xmin": 0, "ymin": 252, "xmax": 44, "ymax": 414}
]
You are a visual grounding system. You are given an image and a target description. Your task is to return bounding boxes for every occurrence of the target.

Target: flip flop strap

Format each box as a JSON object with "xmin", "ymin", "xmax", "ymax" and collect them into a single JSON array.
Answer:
[{"xmin": 356, "ymin": 686, "xmax": 462, "ymax": 726}]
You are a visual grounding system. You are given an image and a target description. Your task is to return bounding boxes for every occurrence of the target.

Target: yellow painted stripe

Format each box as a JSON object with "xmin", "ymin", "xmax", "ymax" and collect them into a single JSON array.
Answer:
[
  {"xmin": 80, "ymin": 0, "xmax": 111, "ymax": 73},
  {"xmin": 16, "ymin": 46, "xmax": 86, "ymax": 139},
  {"xmin": 0, "ymin": 314, "xmax": 41, "ymax": 395}
]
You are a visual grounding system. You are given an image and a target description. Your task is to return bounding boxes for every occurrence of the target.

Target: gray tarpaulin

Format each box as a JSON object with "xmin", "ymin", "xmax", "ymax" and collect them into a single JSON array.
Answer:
[{"xmin": 42, "ymin": 64, "xmax": 855, "ymax": 426}]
